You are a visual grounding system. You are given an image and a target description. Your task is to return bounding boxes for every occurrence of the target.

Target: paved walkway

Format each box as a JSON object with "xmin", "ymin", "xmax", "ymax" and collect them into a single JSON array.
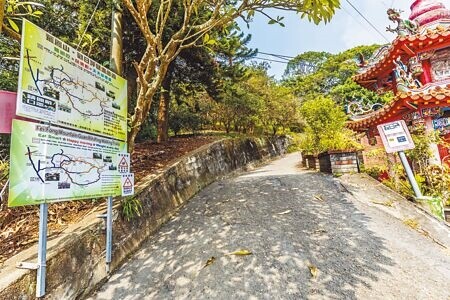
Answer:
[{"xmin": 89, "ymin": 153, "xmax": 450, "ymax": 300}]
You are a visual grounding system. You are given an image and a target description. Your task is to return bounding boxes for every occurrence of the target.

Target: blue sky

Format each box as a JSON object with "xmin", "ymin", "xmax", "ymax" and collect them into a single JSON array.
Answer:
[{"xmin": 239, "ymin": 0, "xmax": 450, "ymax": 79}]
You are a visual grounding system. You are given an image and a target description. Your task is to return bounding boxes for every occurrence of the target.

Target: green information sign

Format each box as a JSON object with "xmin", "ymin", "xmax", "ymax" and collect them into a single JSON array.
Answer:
[
  {"xmin": 8, "ymin": 120, "xmax": 126, "ymax": 207},
  {"xmin": 16, "ymin": 20, "xmax": 128, "ymax": 141}
]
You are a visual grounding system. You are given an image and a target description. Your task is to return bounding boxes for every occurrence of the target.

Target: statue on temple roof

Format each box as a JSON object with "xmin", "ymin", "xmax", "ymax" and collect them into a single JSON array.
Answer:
[
  {"xmin": 386, "ymin": 8, "xmax": 419, "ymax": 36},
  {"xmin": 393, "ymin": 56, "xmax": 423, "ymax": 90}
]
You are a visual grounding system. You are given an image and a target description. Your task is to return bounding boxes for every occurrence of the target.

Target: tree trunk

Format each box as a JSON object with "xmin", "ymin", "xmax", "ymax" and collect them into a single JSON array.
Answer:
[
  {"xmin": 157, "ymin": 64, "xmax": 174, "ymax": 143},
  {"xmin": 0, "ymin": 0, "xmax": 5, "ymax": 35},
  {"xmin": 128, "ymin": 61, "xmax": 170, "ymax": 153}
]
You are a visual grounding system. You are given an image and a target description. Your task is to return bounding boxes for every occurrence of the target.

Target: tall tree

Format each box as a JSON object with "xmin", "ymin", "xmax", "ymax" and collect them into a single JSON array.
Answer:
[
  {"xmin": 213, "ymin": 25, "xmax": 257, "ymax": 67},
  {"xmin": 284, "ymin": 51, "xmax": 331, "ymax": 78},
  {"xmin": 123, "ymin": 0, "xmax": 341, "ymax": 151},
  {"xmin": 283, "ymin": 44, "xmax": 388, "ymax": 107},
  {"xmin": 157, "ymin": 45, "xmax": 220, "ymax": 142}
]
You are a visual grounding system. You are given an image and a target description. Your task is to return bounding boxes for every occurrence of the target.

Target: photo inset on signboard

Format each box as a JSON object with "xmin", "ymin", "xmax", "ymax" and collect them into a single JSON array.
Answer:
[
  {"xmin": 43, "ymin": 86, "xmax": 60, "ymax": 100},
  {"xmin": 112, "ymin": 102, "xmax": 121, "ymax": 110},
  {"xmin": 45, "ymin": 172, "xmax": 60, "ymax": 182},
  {"xmin": 106, "ymin": 90, "xmax": 116, "ymax": 99},
  {"xmin": 95, "ymin": 81, "xmax": 105, "ymax": 91},
  {"xmin": 93, "ymin": 152, "xmax": 102, "ymax": 159}
]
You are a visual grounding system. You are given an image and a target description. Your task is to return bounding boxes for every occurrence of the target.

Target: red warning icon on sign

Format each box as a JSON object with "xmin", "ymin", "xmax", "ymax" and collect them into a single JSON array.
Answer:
[
  {"xmin": 118, "ymin": 153, "xmax": 130, "ymax": 174},
  {"xmin": 119, "ymin": 157, "xmax": 128, "ymax": 173},
  {"xmin": 121, "ymin": 173, "xmax": 134, "ymax": 196},
  {"xmin": 123, "ymin": 177, "xmax": 133, "ymax": 188}
]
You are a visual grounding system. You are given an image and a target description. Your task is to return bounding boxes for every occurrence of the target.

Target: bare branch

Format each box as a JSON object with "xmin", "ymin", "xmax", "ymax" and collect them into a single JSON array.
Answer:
[{"xmin": 2, "ymin": 24, "xmax": 21, "ymax": 41}]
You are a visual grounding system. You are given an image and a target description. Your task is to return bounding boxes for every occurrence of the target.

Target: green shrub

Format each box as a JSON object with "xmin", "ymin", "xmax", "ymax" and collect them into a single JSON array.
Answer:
[{"xmin": 121, "ymin": 197, "xmax": 143, "ymax": 222}]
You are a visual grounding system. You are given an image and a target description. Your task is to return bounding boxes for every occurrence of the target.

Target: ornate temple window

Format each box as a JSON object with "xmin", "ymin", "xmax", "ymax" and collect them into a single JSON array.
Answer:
[{"xmin": 430, "ymin": 48, "xmax": 450, "ymax": 82}]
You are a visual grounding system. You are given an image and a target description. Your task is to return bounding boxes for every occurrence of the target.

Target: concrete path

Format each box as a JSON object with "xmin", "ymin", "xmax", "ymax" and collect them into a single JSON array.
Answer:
[{"xmin": 89, "ymin": 153, "xmax": 450, "ymax": 300}]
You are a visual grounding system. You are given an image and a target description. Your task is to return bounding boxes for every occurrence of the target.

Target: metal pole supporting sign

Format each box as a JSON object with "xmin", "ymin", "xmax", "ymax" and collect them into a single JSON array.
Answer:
[
  {"xmin": 377, "ymin": 120, "xmax": 423, "ymax": 198},
  {"xmin": 398, "ymin": 151, "xmax": 423, "ymax": 198},
  {"xmin": 106, "ymin": 196, "xmax": 113, "ymax": 273},
  {"xmin": 16, "ymin": 203, "xmax": 49, "ymax": 298},
  {"xmin": 97, "ymin": 195, "xmax": 114, "ymax": 273},
  {"xmin": 36, "ymin": 203, "xmax": 49, "ymax": 297}
]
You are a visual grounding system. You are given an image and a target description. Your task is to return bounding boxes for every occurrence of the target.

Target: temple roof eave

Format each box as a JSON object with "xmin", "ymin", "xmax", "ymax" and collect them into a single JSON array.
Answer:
[
  {"xmin": 347, "ymin": 87, "xmax": 450, "ymax": 131},
  {"xmin": 353, "ymin": 25, "xmax": 450, "ymax": 84}
]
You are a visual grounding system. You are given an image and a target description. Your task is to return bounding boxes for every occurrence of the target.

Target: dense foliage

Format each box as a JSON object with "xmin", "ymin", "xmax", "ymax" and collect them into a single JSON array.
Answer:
[
  {"xmin": 299, "ymin": 96, "xmax": 360, "ymax": 154},
  {"xmin": 281, "ymin": 45, "xmax": 389, "ymax": 154},
  {"xmin": 283, "ymin": 45, "xmax": 392, "ymax": 108}
]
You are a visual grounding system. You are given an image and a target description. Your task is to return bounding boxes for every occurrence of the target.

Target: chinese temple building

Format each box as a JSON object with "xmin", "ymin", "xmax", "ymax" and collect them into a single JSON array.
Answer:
[{"xmin": 348, "ymin": 0, "xmax": 450, "ymax": 166}]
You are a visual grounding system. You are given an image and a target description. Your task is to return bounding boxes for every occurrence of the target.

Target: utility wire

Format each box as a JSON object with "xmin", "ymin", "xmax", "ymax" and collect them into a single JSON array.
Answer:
[
  {"xmin": 77, "ymin": 0, "xmax": 102, "ymax": 50},
  {"xmin": 258, "ymin": 51, "xmax": 294, "ymax": 60},
  {"xmin": 344, "ymin": 0, "xmax": 390, "ymax": 43},
  {"xmin": 341, "ymin": 4, "xmax": 375, "ymax": 37},
  {"xmin": 253, "ymin": 56, "xmax": 288, "ymax": 64}
]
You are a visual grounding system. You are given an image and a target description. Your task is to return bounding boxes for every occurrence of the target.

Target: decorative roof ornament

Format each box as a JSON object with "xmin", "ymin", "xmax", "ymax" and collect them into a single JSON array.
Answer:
[
  {"xmin": 393, "ymin": 56, "xmax": 423, "ymax": 92},
  {"xmin": 409, "ymin": 0, "xmax": 450, "ymax": 27},
  {"xmin": 346, "ymin": 98, "xmax": 383, "ymax": 118},
  {"xmin": 386, "ymin": 8, "xmax": 419, "ymax": 36}
]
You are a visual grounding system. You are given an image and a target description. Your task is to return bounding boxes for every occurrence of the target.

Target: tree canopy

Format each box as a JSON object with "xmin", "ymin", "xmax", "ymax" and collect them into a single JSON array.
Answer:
[
  {"xmin": 123, "ymin": 0, "xmax": 341, "ymax": 150},
  {"xmin": 283, "ymin": 44, "xmax": 392, "ymax": 111}
]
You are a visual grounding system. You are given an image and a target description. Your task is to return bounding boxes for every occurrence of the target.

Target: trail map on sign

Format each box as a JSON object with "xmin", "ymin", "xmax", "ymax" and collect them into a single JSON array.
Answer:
[
  {"xmin": 16, "ymin": 20, "xmax": 127, "ymax": 141},
  {"xmin": 27, "ymin": 147, "xmax": 104, "ymax": 187},
  {"xmin": 8, "ymin": 120, "xmax": 126, "ymax": 207}
]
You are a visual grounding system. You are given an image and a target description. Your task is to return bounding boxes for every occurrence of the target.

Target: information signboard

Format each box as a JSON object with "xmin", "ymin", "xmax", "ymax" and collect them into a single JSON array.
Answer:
[
  {"xmin": 121, "ymin": 173, "xmax": 135, "ymax": 197},
  {"xmin": 377, "ymin": 120, "xmax": 415, "ymax": 153},
  {"xmin": 16, "ymin": 20, "xmax": 128, "ymax": 141},
  {"xmin": 8, "ymin": 119, "xmax": 126, "ymax": 207}
]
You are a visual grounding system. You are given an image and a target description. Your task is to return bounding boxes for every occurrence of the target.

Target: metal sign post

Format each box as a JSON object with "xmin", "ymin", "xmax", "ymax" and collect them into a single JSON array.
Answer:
[
  {"xmin": 97, "ymin": 196, "xmax": 114, "ymax": 273},
  {"xmin": 377, "ymin": 120, "xmax": 423, "ymax": 198},
  {"xmin": 106, "ymin": 196, "xmax": 113, "ymax": 273},
  {"xmin": 17, "ymin": 203, "xmax": 49, "ymax": 297},
  {"xmin": 398, "ymin": 151, "xmax": 423, "ymax": 198},
  {"xmin": 36, "ymin": 203, "xmax": 49, "ymax": 297}
]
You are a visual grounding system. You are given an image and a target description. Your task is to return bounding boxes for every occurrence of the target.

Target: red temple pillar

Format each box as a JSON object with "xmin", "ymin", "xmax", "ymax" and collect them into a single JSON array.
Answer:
[{"xmin": 421, "ymin": 60, "xmax": 433, "ymax": 84}]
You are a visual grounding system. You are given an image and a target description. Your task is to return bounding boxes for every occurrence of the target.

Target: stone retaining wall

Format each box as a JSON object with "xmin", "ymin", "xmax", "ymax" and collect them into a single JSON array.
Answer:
[
  {"xmin": 0, "ymin": 136, "xmax": 288, "ymax": 300},
  {"xmin": 317, "ymin": 151, "xmax": 360, "ymax": 174},
  {"xmin": 330, "ymin": 151, "xmax": 359, "ymax": 174}
]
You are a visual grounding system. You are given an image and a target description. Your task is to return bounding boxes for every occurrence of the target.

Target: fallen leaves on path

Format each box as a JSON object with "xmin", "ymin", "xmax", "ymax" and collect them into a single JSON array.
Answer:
[
  {"xmin": 371, "ymin": 200, "xmax": 394, "ymax": 207},
  {"xmin": 308, "ymin": 265, "xmax": 318, "ymax": 279},
  {"xmin": 226, "ymin": 249, "xmax": 252, "ymax": 256},
  {"xmin": 313, "ymin": 195, "xmax": 325, "ymax": 202},
  {"xmin": 421, "ymin": 229, "xmax": 448, "ymax": 249},
  {"xmin": 402, "ymin": 218, "xmax": 448, "ymax": 249},
  {"xmin": 403, "ymin": 218, "xmax": 419, "ymax": 230},
  {"xmin": 202, "ymin": 256, "xmax": 216, "ymax": 269}
]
